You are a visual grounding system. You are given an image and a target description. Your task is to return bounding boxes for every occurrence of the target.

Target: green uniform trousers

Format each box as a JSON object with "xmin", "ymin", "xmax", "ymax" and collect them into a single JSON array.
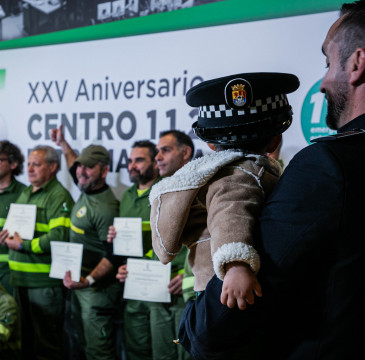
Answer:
[
  {"xmin": 71, "ymin": 282, "xmax": 122, "ymax": 360},
  {"xmin": 124, "ymin": 296, "xmax": 192, "ymax": 360}
]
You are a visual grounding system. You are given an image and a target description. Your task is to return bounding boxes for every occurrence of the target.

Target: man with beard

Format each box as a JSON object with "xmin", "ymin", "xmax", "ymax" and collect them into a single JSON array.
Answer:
[
  {"xmin": 108, "ymin": 138, "xmax": 193, "ymax": 360},
  {"xmin": 50, "ymin": 127, "xmax": 121, "ymax": 360},
  {"xmin": 176, "ymin": 1, "xmax": 365, "ymax": 359},
  {"xmin": 108, "ymin": 140, "xmax": 160, "ymax": 360}
]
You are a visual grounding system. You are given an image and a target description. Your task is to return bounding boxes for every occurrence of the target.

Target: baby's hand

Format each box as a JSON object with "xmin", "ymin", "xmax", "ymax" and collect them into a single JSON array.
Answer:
[{"xmin": 220, "ymin": 262, "xmax": 262, "ymax": 310}]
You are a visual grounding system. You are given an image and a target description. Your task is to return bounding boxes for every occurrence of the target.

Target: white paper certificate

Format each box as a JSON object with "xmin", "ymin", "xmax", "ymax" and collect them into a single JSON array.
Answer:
[
  {"xmin": 113, "ymin": 217, "xmax": 143, "ymax": 257},
  {"xmin": 123, "ymin": 259, "xmax": 171, "ymax": 303},
  {"xmin": 3, "ymin": 203, "xmax": 37, "ymax": 240},
  {"xmin": 49, "ymin": 242, "xmax": 83, "ymax": 282}
]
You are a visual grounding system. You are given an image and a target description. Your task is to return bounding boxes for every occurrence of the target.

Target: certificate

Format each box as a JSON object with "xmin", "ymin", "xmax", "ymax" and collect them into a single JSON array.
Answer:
[
  {"xmin": 123, "ymin": 259, "xmax": 171, "ymax": 303},
  {"xmin": 113, "ymin": 217, "xmax": 143, "ymax": 257},
  {"xmin": 3, "ymin": 203, "xmax": 36, "ymax": 240},
  {"xmin": 49, "ymin": 241, "xmax": 83, "ymax": 282}
]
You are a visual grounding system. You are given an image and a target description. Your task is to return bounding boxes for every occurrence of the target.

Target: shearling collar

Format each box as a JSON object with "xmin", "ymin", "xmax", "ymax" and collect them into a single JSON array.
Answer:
[{"xmin": 149, "ymin": 150, "xmax": 279, "ymax": 203}]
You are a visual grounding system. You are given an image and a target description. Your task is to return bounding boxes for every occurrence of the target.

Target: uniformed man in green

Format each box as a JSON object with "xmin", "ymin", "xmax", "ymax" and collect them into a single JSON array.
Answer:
[
  {"xmin": 1, "ymin": 145, "xmax": 74, "ymax": 360},
  {"xmin": 50, "ymin": 126, "xmax": 121, "ymax": 360},
  {"xmin": 108, "ymin": 140, "xmax": 160, "ymax": 360},
  {"xmin": 0, "ymin": 141, "xmax": 26, "ymax": 295},
  {"xmin": 109, "ymin": 132, "xmax": 194, "ymax": 360}
]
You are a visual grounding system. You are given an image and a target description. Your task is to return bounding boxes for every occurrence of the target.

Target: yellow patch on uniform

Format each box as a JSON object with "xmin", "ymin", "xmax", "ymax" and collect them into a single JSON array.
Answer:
[{"xmin": 76, "ymin": 206, "xmax": 87, "ymax": 218}]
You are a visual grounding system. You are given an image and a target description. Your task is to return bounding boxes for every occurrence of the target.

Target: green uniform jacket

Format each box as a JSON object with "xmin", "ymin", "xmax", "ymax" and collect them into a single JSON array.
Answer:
[
  {"xmin": 119, "ymin": 184, "xmax": 154, "ymax": 258},
  {"xmin": 0, "ymin": 284, "xmax": 21, "ymax": 359},
  {"xmin": 0, "ymin": 179, "xmax": 26, "ymax": 274},
  {"xmin": 70, "ymin": 186, "xmax": 119, "ymax": 279},
  {"xmin": 8, "ymin": 178, "xmax": 74, "ymax": 287}
]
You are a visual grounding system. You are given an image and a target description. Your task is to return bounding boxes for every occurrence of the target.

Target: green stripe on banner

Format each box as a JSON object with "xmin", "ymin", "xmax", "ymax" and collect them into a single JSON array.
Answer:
[{"xmin": 0, "ymin": 0, "xmax": 343, "ymax": 51}]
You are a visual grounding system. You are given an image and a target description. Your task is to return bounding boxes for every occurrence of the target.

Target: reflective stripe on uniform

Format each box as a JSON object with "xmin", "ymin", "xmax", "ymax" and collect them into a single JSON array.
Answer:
[
  {"xmin": 70, "ymin": 222, "xmax": 85, "ymax": 235},
  {"xmin": 8, "ymin": 260, "xmax": 51, "ymax": 273},
  {"xmin": 0, "ymin": 254, "xmax": 9, "ymax": 262},
  {"xmin": 182, "ymin": 276, "xmax": 195, "ymax": 290},
  {"xmin": 36, "ymin": 216, "xmax": 71, "ymax": 233},
  {"xmin": 31, "ymin": 238, "xmax": 43, "ymax": 254},
  {"xmin": 49, "ymin": 217, "xmax": 71, "ymax": 229},
  {"xmin": 142, "ymin": 221, "xmax": 151, "ymax": 231}
]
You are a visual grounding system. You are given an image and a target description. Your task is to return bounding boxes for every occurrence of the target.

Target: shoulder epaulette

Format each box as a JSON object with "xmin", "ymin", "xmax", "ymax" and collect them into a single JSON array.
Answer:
[{"xmin": 311, "ymin": 129, "xmax": 365, "ymax": 143}]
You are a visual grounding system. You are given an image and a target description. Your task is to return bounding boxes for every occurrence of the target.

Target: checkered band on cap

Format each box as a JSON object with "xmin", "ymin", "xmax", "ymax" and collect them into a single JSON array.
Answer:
[{"xmin": 199, "ymin": 94, "xmax": 288, "ymax": 119}]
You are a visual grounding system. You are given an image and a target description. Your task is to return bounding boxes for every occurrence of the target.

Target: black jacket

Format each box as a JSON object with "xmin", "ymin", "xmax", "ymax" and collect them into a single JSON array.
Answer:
[{"xmin": 179, "ymin": 114, "xmax": 365, "ymax": 360}]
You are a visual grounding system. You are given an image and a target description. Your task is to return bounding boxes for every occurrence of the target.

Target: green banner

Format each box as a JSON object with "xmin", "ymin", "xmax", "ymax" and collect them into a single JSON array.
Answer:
[{"xmin": 0, "ymin": 0, "xmax": 343, "ymax": 50}]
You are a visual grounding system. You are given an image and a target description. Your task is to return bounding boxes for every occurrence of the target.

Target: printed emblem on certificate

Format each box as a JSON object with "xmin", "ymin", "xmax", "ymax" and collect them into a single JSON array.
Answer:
[
  {"xmin": 49, "ymin": 241, "xmax": 83, "ymax": 282},
  {"xmin": 113, "ymin": 217, "xmax": 143, "ymax": 257},
  {"xmin": 123, "ymin": 259, "xmax": 171, "ymax": 303},
  {"xmin": 3, "ymin": 203, "xmax": 36, "ymax": 240}
]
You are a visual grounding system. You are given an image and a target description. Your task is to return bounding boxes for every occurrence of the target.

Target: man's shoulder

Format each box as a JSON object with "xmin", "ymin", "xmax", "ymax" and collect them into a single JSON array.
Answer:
[
  {"xmin": 48, "ymin": 179, "xmax": 73, "ymax": 199},
  {"xmin": 83, "ymin": 187, "xmax": 119, "ymax": 212},
  {"xmin": 12, "ymin": 178, "xmax": 26, "ymax": 192},
  {"xmin": 311, "ymin": 129, "xmax": 365, "ymax": 143}
]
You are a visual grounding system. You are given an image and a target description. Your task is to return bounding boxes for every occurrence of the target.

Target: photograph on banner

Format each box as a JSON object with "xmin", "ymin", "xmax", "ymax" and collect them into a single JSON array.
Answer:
[{"xmin": 0, "ymin": 0, "xmax": 225, "ymax": 41}]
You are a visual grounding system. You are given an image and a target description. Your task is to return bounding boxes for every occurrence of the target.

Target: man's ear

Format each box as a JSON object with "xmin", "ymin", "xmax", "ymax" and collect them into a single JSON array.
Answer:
[
  {"xmin": 10, "ymin": 161, "xmax": 18, "ymax": 171},
  {"xmin": 349, "ymin": 48, "xmax": 365, "ymax": 86},
  {"xmin": 101, "ymin": 164, "xmax": 109, "ymax": 179},
  {"xmin": 266, "ymin": 134, "xmax": 282, "ymax": 154},
  {"xmin": 182, "ymin": 145, "xmax": 193, "ymax": 162},
  {"xmin": 49, "ymin": 162, "xmax": 58, "ymax": 175}
]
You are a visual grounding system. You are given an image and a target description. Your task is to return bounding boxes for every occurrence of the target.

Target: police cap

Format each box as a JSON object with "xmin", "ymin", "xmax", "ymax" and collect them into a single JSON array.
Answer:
[{"xmin": 187, "ymin": 72, "xmax": 300, "ymax": 145}]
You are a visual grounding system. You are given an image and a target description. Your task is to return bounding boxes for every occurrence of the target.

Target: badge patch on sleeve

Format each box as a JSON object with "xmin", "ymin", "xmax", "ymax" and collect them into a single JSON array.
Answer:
[{"xmin": 76, "ymin": 206, "xmax": 87, "ymax": 218}]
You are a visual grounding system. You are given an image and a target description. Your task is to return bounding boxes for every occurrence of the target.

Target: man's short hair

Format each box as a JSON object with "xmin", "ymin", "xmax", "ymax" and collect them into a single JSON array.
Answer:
[
  {"xmin": 0, "ymin": 140, "xmax": 24, "ymax": 176},
  {"xmin": 159, "ymin": 130, "xmax": 195, "ymax": 160},
  {"xmin": 132, "ymin": 140, "xmax": 158, "ymax": 162},
  {"xmin": 336, "ymin": 1, "xmax": 365, "ymax": 67},
  {"xmin": 32, "ymin": 145, "xmax": 60, "ymax": 172}
]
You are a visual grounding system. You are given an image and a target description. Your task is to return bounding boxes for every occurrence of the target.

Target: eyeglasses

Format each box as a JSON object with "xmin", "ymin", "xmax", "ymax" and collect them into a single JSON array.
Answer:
[{"xmin": 0, "ymin": 158, "xmax": 9, "ymax": 163}]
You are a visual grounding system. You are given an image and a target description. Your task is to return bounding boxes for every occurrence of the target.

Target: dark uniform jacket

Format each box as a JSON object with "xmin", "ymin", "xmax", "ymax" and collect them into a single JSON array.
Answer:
[{"xmin": 179, "ymin": 114, "xmax": 365, "ymax": 360}]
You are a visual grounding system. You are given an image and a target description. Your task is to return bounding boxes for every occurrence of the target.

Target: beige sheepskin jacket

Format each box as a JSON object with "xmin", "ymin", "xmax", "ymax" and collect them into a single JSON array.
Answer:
[{"xmin": 149, "ymin": 150, "xmax": 281, "ymax": 291}]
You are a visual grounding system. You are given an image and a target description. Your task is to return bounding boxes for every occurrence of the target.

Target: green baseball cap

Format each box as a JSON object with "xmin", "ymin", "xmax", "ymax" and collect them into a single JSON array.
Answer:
[{"xmin": 75, "ymin": 145, "xmax": 110, "ymax": 167}]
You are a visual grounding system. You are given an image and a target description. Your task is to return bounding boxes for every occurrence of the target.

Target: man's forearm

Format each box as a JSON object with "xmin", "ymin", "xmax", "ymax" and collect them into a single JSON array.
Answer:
[
  {"xmin": 59, "ymin": 140, "xmax": 77, "ymax": 169},
  {"xmin": 89, "ymin": 257, "xmax": 114, "ymax": 281}
]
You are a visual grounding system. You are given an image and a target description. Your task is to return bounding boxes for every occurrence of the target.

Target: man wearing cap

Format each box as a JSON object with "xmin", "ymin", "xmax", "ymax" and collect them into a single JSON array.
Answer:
[
  {"xmin": 0, "ymin": 141, "xmax": 26, "ymax": 295},
  {"xmin": 1, "ymin": 145, "xmax": 74, "ymax": 360},
  {"xmin": 50, "ymin": 127, "xmax": 121, "ymax": 360},
  {"xmin": 150, "ymin": 72, "xmax": 299, "ymax": 359}
]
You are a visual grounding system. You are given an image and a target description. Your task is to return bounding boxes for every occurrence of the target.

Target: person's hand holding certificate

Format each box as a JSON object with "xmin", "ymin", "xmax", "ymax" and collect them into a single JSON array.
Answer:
[
  {"xmin": 123, "ymin": 258, "xmax": 171, "ymax": 303},
  {"xmin": 3, "ymin": 203, "xmax": 36, "ymax": 240},
  {"xmin": 113, "ymin": 217, "xmax": 143, "ymax": 257},
  {"xmin": 49, "ymin": 241, "xmax": 83, "ymax": 282}
]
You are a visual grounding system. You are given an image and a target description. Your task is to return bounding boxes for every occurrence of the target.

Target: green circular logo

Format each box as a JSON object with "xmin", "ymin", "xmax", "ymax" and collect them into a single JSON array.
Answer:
[{"xmin": 301, "ymin": 79, "xmax": 336, "ymax": 144}]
